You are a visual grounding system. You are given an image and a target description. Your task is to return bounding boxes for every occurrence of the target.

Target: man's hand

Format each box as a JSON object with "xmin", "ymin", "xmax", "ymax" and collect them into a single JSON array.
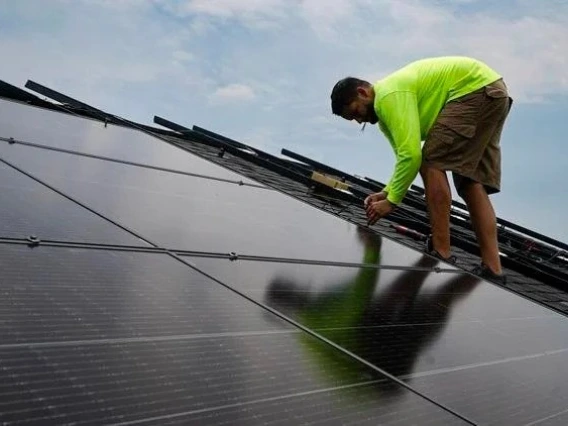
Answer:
[
  {"xmin": 364, "ymin": 191, "xmax": 387, "ymax": 207},
  {"xmin": 366, "ymin": 199, "xmax": 395, "ymax": 225}
]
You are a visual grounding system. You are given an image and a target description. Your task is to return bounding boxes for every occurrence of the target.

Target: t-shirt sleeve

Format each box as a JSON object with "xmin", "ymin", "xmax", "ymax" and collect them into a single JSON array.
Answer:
[{"xmin": 376, "ymin": 91, "xmax": 422, "ymax": 205}]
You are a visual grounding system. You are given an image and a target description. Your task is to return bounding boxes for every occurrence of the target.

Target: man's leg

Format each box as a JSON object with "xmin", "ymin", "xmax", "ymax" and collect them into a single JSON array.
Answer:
[
  {"xmin": 460, "ymin": 179, "xmax": 502, "ymax": 275},
  {"xmin": 420, "ymin": 163, "xmax": 452, "ymax": 259}
]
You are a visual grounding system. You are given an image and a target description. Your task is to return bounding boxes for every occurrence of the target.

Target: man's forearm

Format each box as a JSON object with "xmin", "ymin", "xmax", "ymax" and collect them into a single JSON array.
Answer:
[{"xmin": 385, "ymin": 154, "xmax": 421, "ymax": 205}]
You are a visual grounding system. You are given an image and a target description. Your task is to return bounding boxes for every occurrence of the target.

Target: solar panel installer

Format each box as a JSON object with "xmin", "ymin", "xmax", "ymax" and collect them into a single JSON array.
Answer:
[{"xmin": 330, "ymin": 56, "xmax": 513, "ymax": 284}]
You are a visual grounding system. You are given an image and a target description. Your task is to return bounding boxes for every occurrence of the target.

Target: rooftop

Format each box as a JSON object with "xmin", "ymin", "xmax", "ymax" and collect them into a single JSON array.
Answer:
[{"xmin": 2, "ymin": 79, "xmax": 568, "ymax": 425}]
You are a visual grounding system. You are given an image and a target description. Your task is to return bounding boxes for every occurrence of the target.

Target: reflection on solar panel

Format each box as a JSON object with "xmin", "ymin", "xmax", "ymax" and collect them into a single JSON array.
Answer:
[{"xmin": 1, "ymin": 78, "xmax": 568, "ymax": 424}]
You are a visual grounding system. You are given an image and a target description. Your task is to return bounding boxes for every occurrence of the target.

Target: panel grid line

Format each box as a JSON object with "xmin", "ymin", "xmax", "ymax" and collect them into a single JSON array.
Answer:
[
  {"xmin": 0, "ymin": 330, "xmax": 301, "ymax": 350},
  {"xmin": 525, "ymin": 408, "xmax": 568, "ymax": 426},
  {"xmin": 401, "ymin": 347, "xmax": 568, "ymax": 380},
  {"xmin": 1, "ymin": 315, "xmax": 556, "ymax": 351}
]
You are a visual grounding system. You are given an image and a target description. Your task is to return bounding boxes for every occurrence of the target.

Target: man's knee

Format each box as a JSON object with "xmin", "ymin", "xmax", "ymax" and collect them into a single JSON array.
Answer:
[
  {"xmin": 420, "ymin": 162, "xmax": 446, "ymax": 183},
  {"xmin": 422, "ymin": 166, "xmax": 451, "ymax": 204}
]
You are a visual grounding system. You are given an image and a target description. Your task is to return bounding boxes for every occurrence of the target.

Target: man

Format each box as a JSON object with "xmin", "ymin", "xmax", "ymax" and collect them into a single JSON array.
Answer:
[{"xmin": 330, "ymin": 56, "xmax": 512, "ymax": 283}]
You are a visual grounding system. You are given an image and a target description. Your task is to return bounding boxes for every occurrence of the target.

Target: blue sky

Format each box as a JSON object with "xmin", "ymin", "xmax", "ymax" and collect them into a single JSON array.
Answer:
[{"xmin": 1, "ymin": 0, "xmax": 567, "ymax": 242}]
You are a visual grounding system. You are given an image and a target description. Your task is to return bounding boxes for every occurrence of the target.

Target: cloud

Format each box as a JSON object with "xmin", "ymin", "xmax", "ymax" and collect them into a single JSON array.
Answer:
[
  {"xmin": 457, "ymin": 16, "xmax": 568, "ymax": 102},
  {"xmin": 368, "ymin": 0, "xmax": 568, "ymax": 102},
  {"xmin": 181, "ymin": 0, "xmax": 284, "ymax": 17},
  {"xmin": 154, "ymin": 0, "xmax": 288, "ymax": 29},
  {"xmin": 72, "ymin": 0, "xmax": 146, "ymax": 10},
  {"xmin": 299, "ymin": 0, "xmax": 368, "ymax": 39},
  {"xmin": 295, "ymin": 0, "xmax": 568, "ymax": 104},
  {"xmin": 240, "ymin": 127, "xmax": 276, "ymax": 151},
  {"xmin": 172, "ymin": 50, "xmax": 194, "ymax": 63},
  {"xmin": 149, "ymin": 0, "xmax": 568, "ymax": 104},
  {"xmin": 210, "ymin": 84, "xmax": 256, "ymax": 104},
  {"xmin": 0, "ymin": 0, "xmax": 215, "ymax": 124}
]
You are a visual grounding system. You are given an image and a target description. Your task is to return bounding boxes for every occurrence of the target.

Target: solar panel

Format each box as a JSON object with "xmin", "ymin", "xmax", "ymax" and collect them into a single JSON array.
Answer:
[
  {"xmin": 0, "ymin": 245, "xmax": 468, "ymax": 425},
  {"xmin": 0, "ymin": 161, "xmax": 148, "ymax": 246},
  {"xmin": 0, "ymin": 141, "xmax": 434, "ymax": 264},
  {"xmin": 184, "ymin": 256, "xmax": 568, "ymax": 424},
  {"xmin": 408, "ymin": 349, "xmax": 568, "ymax": 425},
  {"xmin": 0, "ymin": 98, "xmax": 262, "ymax": 186},
  {"xmin": 0, "ymin": 245, "xmax": 293, "ymax": 343}
]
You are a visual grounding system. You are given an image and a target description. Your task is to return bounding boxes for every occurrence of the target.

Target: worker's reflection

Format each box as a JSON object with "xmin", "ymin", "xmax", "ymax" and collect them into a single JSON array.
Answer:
[{"xmin": 265, "ymin": 226, "xmax": 480, "ymax": 392}]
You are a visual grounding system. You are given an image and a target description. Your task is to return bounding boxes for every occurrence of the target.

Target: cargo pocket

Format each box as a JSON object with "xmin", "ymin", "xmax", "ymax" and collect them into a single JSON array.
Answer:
[
  {"xmin": 434, "ymin": 96, "xmax": 479, "ymax": 140},
  {"xmin": 440, "ymin": 121, "xmax": 477, "ymax": 139},
  {"xmin": 423, "ymin": 122, "xmax": 472, "ymax": 165}
]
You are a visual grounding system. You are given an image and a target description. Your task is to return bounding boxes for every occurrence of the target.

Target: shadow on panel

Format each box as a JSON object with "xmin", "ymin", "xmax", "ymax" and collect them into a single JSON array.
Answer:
[{"xmin": 264, "ymin": 227, "xmax": 481, "ymax": 390}]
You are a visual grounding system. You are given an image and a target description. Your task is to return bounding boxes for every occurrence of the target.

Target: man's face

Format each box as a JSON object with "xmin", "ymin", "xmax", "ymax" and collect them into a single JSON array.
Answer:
[{"xmin": 341, "ymin": 87, "xmax": 378, "ymax": 125}]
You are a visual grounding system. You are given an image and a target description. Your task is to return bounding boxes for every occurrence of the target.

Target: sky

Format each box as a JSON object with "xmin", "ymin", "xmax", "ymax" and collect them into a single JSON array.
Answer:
[{"xmin": 0, "ymin": 0, "xmax": 567, "ymax": 243}]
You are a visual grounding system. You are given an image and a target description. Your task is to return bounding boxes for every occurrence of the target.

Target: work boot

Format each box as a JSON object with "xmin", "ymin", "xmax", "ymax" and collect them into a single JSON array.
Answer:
[
  {"xmin": 426, "ymin": 236, "xmax": 457, "ymax": 264},
  {"xmin": 471, "ymin": 263, "xmax": 507, "ymax": 285}
]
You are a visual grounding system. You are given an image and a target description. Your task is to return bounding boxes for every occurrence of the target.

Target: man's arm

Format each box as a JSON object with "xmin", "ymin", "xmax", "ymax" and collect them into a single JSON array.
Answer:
[{"xmin": 377, "ymin": 91, "xmax": 422, "ymax": 205}]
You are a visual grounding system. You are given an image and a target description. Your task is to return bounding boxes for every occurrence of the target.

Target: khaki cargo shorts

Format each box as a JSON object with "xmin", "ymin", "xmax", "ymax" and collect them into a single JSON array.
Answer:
[{"xmin": 422, "ymin": 78, "xmax": 513, "ymax": 196}]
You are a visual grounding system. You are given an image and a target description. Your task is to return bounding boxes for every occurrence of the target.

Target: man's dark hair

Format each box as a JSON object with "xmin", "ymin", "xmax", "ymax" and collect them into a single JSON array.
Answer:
[{"xmin": 330, "ymin": 77, "xmax": 370, "ymax": 115}]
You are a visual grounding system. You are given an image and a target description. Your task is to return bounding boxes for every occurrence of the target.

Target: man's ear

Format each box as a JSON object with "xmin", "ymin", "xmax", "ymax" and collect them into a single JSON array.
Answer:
[{"xmin": 356, "ymin": 86, "xmax": 370, "ymax": 99}]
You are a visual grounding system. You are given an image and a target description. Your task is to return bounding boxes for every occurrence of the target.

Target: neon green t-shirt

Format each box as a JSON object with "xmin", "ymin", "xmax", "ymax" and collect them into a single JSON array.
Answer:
[{"xmin": 373, "ymin": 56, "xmax": 502, "ymax": 205}]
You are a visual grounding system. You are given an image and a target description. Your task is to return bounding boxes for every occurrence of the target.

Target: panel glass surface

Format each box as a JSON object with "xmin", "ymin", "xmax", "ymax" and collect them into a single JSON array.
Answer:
[
  {"xmin": 0, "ymin": 340, "xmax": 467, "ymax": 426},
  {"xmin": 0, "ymin": 143, "xmax": 433, "ymax": 264},
  {"xmin": 409, "ymin": 350, "xmax": 568, "ymax": 425},
  {"xmin": 0, "ymin": 98, "xmax": 261, "ymax": 185},
  {"xmin": 0, "ymin": 162, "xmax": 148, "ymax": 246},
  {"xmin": 0, "ymin": 244, "xmax": 467, "ymax": 425},
  {"xmin": 186, "ymin": 256, "xmax": 568, "ymax": 425},
  {"xmin": 0, "ymin": 245, "xmax": 291, "ymax": 343}
]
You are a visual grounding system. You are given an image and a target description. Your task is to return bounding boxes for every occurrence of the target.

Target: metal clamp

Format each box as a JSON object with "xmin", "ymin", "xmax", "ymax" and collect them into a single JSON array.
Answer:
[
  {"xmin": 26, "ymin": 235, "xmax": 41, "ymax": 247},
  {"xmin": 228, "ymin": 251, "xmax": 239, "ymax": 261}
]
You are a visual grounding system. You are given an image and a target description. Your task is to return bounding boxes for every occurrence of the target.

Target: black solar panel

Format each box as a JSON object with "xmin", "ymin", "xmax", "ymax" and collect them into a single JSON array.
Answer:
[
  {"xmin": 0, "ymin": 98, "xmax": 262, "ymax": 187},
  {"xmin": 408, "ymin": 349, "xmax": 568, "ymax": 425},
  {"xmin": 2, "ymin": 81, "xmax": 568, "ymax": 425},
  {"xmin": 0, "ymin": 341, "xmax": 470, "ymax": 425},
  {"xmin": 1, "ymin": 142, "xmax": 405, "ymax": 263},
  {"xmin": 0, "ymin": 161, "xmax": 147, "ymax": 246},
  {"xmin": 0, "ymin": 247, "xmax": 468, "ymax": 425},
  {"xmin": 0, "ymin": 245, "xmax": 294, "ymax": 343},
  {"xmin": 185, "ymin": 255, "xmax": 568, "ymax": 424}
]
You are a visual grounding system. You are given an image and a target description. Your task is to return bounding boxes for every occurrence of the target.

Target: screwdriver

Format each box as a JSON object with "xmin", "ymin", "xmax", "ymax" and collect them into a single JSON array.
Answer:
[{"xmin": 390, "ymin": 224, "xmax": 427, "ymax": 241}]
